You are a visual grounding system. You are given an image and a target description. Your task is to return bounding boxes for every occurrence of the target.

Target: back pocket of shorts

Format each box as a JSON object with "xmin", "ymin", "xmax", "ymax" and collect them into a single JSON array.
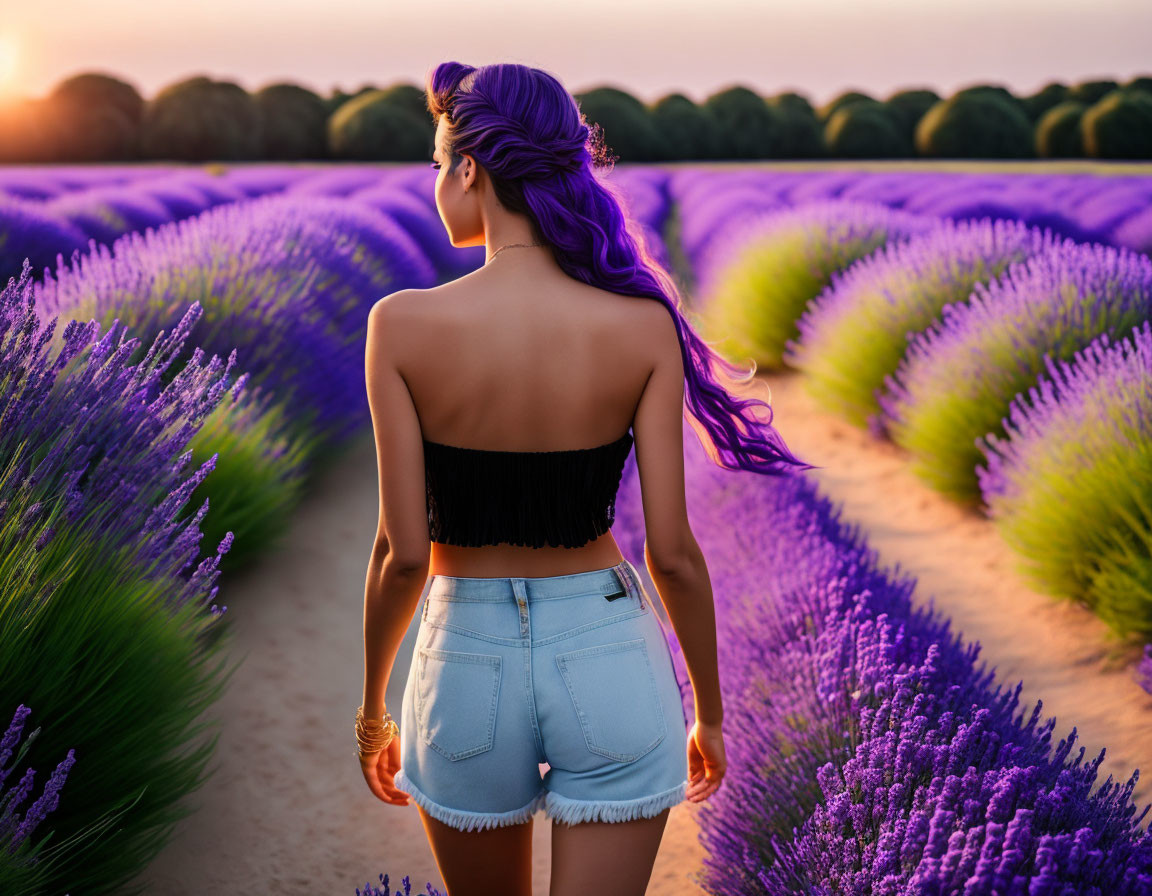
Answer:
[
  {"xmin": 556, "ymin": 638, "xmax": 666, "ymax": 762},
  {"xmin": 415, "ymin": 647, "xmax": 501, "ymax": 761}
]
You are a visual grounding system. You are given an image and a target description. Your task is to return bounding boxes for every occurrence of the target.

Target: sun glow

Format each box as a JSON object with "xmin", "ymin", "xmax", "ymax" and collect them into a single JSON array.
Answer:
[{"xmin": 0, "ymin": 33, "xmax": 20, "ymax": 98}]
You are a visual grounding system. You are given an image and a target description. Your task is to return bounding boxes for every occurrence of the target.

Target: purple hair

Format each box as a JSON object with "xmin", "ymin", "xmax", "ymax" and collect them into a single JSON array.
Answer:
[{"xmin": 426, "ymin": 61, "xmax": 818, "ymax": 476}]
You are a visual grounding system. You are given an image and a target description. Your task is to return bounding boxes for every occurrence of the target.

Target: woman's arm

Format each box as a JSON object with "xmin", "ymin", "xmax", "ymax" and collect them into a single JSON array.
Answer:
[
  {"xmin": 631, "ymin": 304, "xmax": 723, "ymax": 727},
  {"xmin": 362, "ymin": 294, "xmax": 432, "ymax": 716},
  {"xmin": 362, "ymin": 547, "xmax": 428, "ymax": 717}
]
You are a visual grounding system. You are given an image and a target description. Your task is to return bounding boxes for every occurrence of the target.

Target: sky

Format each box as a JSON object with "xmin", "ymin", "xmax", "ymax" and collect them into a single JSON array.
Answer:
[{"xmin": 0, "ymin": 0, "xmax": 1148, "ymax": 108}]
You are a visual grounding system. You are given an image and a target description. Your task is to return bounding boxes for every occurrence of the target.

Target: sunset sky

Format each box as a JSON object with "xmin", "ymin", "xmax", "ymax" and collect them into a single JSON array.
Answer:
[{"xmin": 0, "ymin": 0, "xmax": 1148, "ymax": 107}]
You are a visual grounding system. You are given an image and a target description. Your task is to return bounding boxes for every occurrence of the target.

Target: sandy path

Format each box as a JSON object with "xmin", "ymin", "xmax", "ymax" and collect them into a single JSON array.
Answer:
[
  {"xmin": 130, "ymin": 429, "xmax": 709, "ymax": 896},
  {"xmin": 131, "ymin": 364, "xmax": 1152, "ymax": 895}
]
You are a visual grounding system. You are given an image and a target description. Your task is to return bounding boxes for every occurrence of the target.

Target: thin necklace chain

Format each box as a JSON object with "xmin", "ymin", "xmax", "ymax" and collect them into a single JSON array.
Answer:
[{"xmin": 485, "ymin": 242, "xmax": 545, "ymax": 265}]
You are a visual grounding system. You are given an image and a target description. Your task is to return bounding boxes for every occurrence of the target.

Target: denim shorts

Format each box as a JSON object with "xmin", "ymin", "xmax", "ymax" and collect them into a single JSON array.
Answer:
[{"xmin": 393, "ymin": 558, "xmax": 690, "ymax": 832}]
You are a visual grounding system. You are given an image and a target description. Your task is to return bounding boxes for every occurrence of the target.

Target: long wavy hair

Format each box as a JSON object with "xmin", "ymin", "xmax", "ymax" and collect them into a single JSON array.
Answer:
[{"xmin": 425, "ymin": 61, "xmax": 819, "ymax": 476}]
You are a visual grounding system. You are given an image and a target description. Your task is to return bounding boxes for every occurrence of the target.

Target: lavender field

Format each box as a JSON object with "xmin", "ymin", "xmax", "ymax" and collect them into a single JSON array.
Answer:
[{"xmin": 3, "ymin": 160, "xmax": 1152, "ymax": 894}]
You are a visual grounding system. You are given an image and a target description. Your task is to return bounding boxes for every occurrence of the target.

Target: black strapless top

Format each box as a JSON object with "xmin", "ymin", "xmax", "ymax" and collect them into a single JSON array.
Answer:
[{"xmin": 423, "ymin": 429, "xmax": 635, "ymax": 548}]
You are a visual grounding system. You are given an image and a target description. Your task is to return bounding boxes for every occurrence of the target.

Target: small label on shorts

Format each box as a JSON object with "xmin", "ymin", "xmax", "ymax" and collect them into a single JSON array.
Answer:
[{"xmin": 604, "ymin": 588, "xmax": 627, "ymax": 601}]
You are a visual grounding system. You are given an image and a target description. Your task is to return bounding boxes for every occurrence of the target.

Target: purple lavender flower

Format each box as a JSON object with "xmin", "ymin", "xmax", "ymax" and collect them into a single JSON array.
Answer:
[
  {"xmin": 216, "ymin": 165, "xmax": 308, "ymax": 198},
  {"xmin": 7, "ymin": 749, "xmax": 75, "ymax": 851},
  {"xmin": 0, "ymin": 706, "xmax": 75, "ymax": 861},
  {"xmin": 0, "ymin": 767, "xmax": 37, "ymax": 846},
  {"xmin": 0, "ymin": 705, "xmax": 33, "ymax": 783},
  {"xmin": 1137, "ymin": 645, "xmax": 1152, "ymax": 696},
  {"xmin": 1, "ymin": 257, "xmax": 240, "ymax": 609},
  {"xmin": 1112, "ymin": 204, "xmax": 1152, "ymax": 256},
  {"xmin": 1, "ymin": 257, "xmax": 251, "ymax": 891},
  {"xmin": 354, "ymin": 871, "xmax": 445, "ymax": 896}
]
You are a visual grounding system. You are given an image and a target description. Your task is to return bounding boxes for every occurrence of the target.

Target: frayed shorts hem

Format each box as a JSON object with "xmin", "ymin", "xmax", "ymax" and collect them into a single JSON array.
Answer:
[
  {"xmin": 394, "ymin": 768, "xmax": 689, "ymax": 831},
  {"xmin": 395, "ymin": 767, "xmax": 546, "ymax": 832},
  {"xmin": 543, "ymin": 779, "xmax": 689, "ymax": 826}
]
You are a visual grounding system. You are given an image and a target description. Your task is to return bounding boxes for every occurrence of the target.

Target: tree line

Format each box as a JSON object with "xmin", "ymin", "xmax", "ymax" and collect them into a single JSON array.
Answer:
[{"xmin": 0, "ymin": 72, "xmax": 1150, "ymax": 164}]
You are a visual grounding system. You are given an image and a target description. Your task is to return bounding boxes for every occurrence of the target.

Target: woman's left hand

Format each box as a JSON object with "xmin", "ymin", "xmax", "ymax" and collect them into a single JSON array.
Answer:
[{"xmin": 359, "ymin": 729, "xmax": 411, "ymax": 806}]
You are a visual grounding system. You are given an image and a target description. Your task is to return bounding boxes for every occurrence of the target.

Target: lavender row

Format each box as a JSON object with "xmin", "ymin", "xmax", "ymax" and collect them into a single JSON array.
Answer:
[
  {"xmin": 788, "ymin": 217, "xmax": 1070, "ymax": 430},
  {"xmin": 794, "ymin": 222, "xmax": 1152, "ymax": 639},
  {"xmin": 977, "ymin": 320, "xmax": 1152, "ymax": 639},
  {"xmin": 9, "ymin": 163, "xmax": 1151, "ymax": 295},
  {"xmin": 611, "ymin": 419, "xmax": 1152, "ymax": 893},
  {"xmin": 33, "ymin": 193, "xmax": 434, "ymax": 450},
  {"xmin": 20, "ymin": 191, "xmax": 424, "ymax": 570},
  {"xmin": 1, "ymin": 185, "xmax": 446, "ymax": 889},
  {"xmin": 0, "ymin": 164, "xmax": 633, "ymax": 894},
  {"xmin": 0, "ymin": 259, "xmax": 242, "ymax": 893},
  {"xmin": 0, "ymin": 161, "xmax": 674, "ymax": 287},
  {"xmin": 876, "ymin": 241, "xmax": 1152, "ymax": 502},
  {"xmin": 688, "ymin": 191, "xmax": 1152, "ymax": 641},
  {"xmin": 669, "ymin": 167, "xmax": 1152, "ymax": 297}
]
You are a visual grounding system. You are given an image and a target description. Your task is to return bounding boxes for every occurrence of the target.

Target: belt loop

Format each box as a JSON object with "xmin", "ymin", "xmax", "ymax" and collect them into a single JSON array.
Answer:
[
  {"xmin": 512, "ymin": 579, "xmax": 530, "ymax": 636},
  {"xmin": 615, "ymin": 561, "xmax": 635, "ymax": 596},
  {"xmin": 621, "ymin": 559, "xmax": 650, "ymax": 610},
  {"xmin": 512, "ymin": 580, "xmax": 528, "ymax": 610}
]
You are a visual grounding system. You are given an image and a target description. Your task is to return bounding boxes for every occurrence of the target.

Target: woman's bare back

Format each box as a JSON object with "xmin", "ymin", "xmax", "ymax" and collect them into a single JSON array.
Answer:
[{"xmin": 391, "ymin": 263, "xmax": 664, "ymax": 578}]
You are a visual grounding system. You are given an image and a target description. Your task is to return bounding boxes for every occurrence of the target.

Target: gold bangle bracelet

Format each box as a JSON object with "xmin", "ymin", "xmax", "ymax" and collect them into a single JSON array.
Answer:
[{"xmin": 356, "ymin": 706, "xmax": 399, "ymax": 755}]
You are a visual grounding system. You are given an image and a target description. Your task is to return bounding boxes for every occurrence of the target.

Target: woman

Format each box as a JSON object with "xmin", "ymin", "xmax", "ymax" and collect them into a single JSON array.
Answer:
[{"xmin": 358, "ymin": 61, "xmax": 814, "ymax": 896}]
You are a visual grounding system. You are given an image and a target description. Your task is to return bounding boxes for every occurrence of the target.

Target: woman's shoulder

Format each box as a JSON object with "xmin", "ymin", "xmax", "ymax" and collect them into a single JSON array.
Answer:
[{"xmin": 376, "ymin": 277, "xmax": 665, "ymax": 341}]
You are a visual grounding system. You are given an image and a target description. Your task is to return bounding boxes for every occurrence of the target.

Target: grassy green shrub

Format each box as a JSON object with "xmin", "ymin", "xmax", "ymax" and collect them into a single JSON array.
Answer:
[
  {"xmin": 140, "ymin": 76, "xmax": 262, "ymax": 162},
  {"xmin": 42, "ymin": 73, "xmax": 144, "ymax": 162},
  {"xmin": 878, "ymin": 243, "xmax": 1152, "ymax": 502},
  {"xmin": 1036, "ymin": 101, "xmax": 1088, "ymax": 158},
  {"xmin": 0, "ymin": 704, "xmax": 143, "ymax": 896},
  {"xmin": 915, "ymin": 92, "xmax": 1035, "ymax": 159},
  {"xmin": 1068, "ymin": 79, "xmax": 1121, "ymax": 105},
  {"xmin": 573, "ymin": 86, "xmax": 662, "ymax": 162},
  {"xmin": 650, "ymin": 93, "xmax": 725, "ymax": 160},
  {"xmin": 703, "ymin": 86, "xmax": 781, "ymax": 159},
  {"xmin": 328, "ymin": 90, "xmax": 431, "ymax": 161},
  {"xmin": 253, "ymin": 83, "xmax": 330, "ymax": 160},
  {"xmin": 816, "ymin": 90, "xmax": 876, "ymax": 124},
  {"xmin": 1020, "ymin": 81, "xmax": 1070, "ymax": 123},
  {"xmin": 1081, "ymin": 89, "xmax": 1152, "ymax": 159},
  {"xmin": 883, "ymin": 88, "xmax": 940, "ymax": 143},
  {"xmin": 823, "ymin": 101, "xmax": 912, "ymax": 158},
  {"xmin": 765, "ymin": 92, "xmax": 825, "ymax": 159},
  {"xmin": 0, "ymin": 520, "xmax": 237, "ymax": 896}
]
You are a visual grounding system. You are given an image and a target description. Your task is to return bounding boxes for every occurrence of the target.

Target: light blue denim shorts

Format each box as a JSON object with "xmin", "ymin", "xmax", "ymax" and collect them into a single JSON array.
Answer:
[{"xmin": 393, "ymin": 558, "xmax": 690, "ymax": 832}]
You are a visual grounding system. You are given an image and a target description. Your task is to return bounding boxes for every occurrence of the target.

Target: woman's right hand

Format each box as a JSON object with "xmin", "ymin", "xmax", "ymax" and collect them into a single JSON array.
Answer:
[{"xmin": 686, "ymin": 719, "xmax": 726, "ymax": 802}]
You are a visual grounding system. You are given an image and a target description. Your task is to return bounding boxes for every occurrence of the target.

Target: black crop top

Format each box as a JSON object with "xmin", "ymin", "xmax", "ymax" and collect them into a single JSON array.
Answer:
[{"xmin": 423, "ymin": 429, "xmax": 635, "ymax": 548}]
